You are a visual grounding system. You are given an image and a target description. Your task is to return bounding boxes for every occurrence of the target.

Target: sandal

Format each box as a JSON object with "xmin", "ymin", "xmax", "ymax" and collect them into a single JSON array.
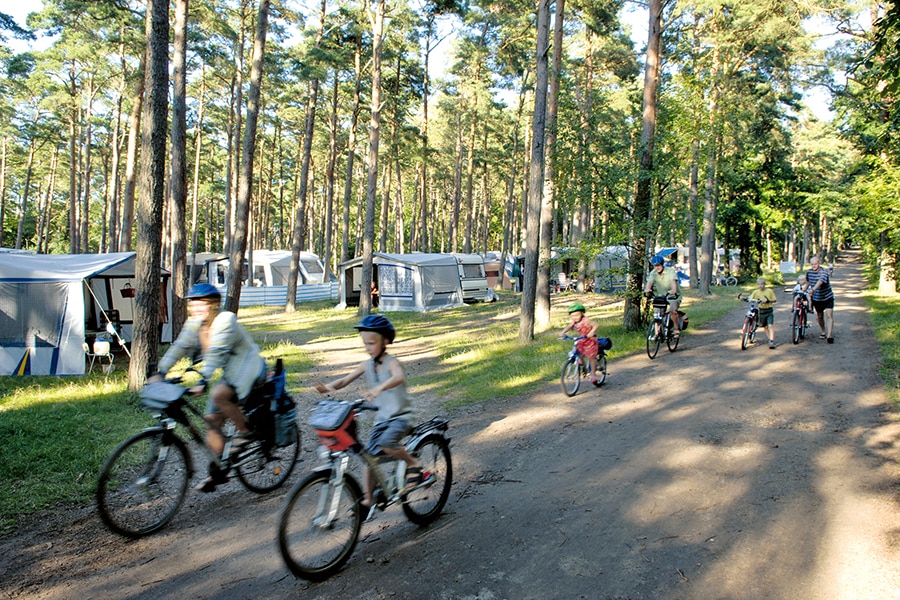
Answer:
[
  {"xmin": 819, "ymin": 333, "xmax": 827, "ymax": 339},
  {"xmin": 195, "ymin": 477, "xmax": 218, "ymax": 493}
]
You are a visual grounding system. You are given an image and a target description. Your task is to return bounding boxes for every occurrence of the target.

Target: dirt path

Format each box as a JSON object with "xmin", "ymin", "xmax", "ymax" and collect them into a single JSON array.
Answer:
[{"xmin": 3, "ymin": 251, "xmax": 900, "ymax": 599}]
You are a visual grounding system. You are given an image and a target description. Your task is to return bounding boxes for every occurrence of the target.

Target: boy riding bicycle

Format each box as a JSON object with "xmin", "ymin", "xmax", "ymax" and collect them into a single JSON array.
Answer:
[
  {"xmin": 315, "ymin": 315, "xmax": 427, "ymax": 515},
  {"xmin": 748, "ymin": 277, "xmax": 777, "ymax": 348}
]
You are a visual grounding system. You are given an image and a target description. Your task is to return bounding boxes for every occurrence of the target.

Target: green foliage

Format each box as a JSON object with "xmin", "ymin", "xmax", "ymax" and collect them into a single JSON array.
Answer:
[{"xmin": 863, "ymin": 291, "xmax": 900, "ymax": 406}]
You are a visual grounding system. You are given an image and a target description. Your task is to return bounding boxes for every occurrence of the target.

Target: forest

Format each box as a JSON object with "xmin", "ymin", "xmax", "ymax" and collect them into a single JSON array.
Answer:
[{"xmin": 0, "ymin": 0, "xmax": 898, "ymax": 380}]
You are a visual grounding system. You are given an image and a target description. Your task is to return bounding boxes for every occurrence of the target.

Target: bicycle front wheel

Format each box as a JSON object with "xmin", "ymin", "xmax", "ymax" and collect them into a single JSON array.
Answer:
[
  {"xmin": 561, "ymin": 358, "xmax": 581, "ymax": 396},
  {"xmin": 792, "ymin": 311, "xmax": 801, "ymax": 344},
  {"xmin": 96, "ymin": 429, "xmax": 191, "ymax": 538},
  {"xmin": 402, "ymin": 435, "xmax": 453, "ymax": 525},
  {"xmin": 666, "ymin": 317, "xmax": 680, "ymax": 352},
  {"xmin": 799, "ymin": 310, "xmax": 807, "ymax": 340},
  {"xmin": 278, "ymin": 470, "xmax": 364, "ymax": 581},
  {"xmin": 236, "ymin": 425, "xmax": 300, "ymax": 493},
  {"xmin": 647, "ymin": 321, "xmax": 661, "ymax": 359},
  {"xmin": 725, "ymin": 276, "xmax": 737, "ymax": 287},
  {"xmin": 741, "ymin": 318, "xmax": 752, "ymax": 350}
]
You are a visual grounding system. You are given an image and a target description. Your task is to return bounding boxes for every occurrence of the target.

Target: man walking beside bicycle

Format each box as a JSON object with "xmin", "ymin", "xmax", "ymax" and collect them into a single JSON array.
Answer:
[
  {"xmin": 807, "ymin": 256, "xmax": 835, "ymax": 344},
  {"xmin": 644, "ymin": 255, "xmax": 682, "ymax": 339}
]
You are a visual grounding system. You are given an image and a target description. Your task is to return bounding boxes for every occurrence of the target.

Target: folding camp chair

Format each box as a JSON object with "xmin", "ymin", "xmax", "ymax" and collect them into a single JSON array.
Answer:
[{"xmin": 83, "ymin": 338, "xmax": 114, "ymax": 374}]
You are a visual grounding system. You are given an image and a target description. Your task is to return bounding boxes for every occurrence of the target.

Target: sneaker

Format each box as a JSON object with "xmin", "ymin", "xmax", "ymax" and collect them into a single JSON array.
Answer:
[{"xmin": 769, "ymin": 340, "xmax": 776, "ymax": 349}]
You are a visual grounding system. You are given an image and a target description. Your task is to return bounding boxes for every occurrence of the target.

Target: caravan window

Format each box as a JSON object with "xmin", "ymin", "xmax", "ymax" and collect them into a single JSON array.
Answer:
[
  {"xmin": 461, "ymin": 263, "xmax": 484, "ymax": 279},
  {"xmin": 300, "ymin": 258, "xmax": 323, "ymax": 275}
]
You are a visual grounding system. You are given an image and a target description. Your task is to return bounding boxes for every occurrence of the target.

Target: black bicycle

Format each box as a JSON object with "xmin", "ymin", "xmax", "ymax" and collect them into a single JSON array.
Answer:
[
  {"xmin": 96, "ymin": 361, "xmax": 300, "ymax": 538},
  {"xmin": 646, "ymin": 294, "xmax": 682, "ymax": 359}
]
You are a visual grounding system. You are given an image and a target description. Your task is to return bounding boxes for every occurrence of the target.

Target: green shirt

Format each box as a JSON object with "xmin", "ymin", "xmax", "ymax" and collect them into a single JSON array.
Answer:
[{"xmin": 648, "ymin": 267, "xmax": 679, "ymax": 298}]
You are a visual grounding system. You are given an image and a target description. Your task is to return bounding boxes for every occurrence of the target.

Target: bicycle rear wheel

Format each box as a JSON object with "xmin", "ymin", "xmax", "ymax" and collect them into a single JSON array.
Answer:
[
  {"xmin": 402, "ymin": 435, "xmax": 453, "ymax": 525},
  {"xmin": 560, "ymin": 358, "xmax": 580, "ymax": 396},
  {"xmin": 725, "ymin": 276, "xmax": 737, "ymax": 287},
  {"xmin": 593, "ymin": 354, "xmax": 607, "ymax": 386},
  {"xmin": 647, "ymin": 321, "xmax": 661, "ymax": 359},
  {"xmin": 666, "ymin": 316, "xmax": 680, "ymax": 352},
  {"xmin": 96, "ymin": 429, "xmax": 190, "ymax": 538},
  {"xmin": 792, "ymin": 311, "xmax": 801, "ymax": 344},
  {"xmin": 278, "ymin": 470, "xmax": 364, "ymax": 581},
  {"xmin": 236, "ymin": 426, "xmax": 300, "ymax": 493}
]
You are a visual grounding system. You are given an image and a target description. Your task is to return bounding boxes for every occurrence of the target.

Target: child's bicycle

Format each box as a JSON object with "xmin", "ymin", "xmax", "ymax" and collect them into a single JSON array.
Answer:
[
  {"xmin": 737, "ymin": 294, "xmax": 761, "ymax": 350},
  {"xmin": 784, "ymin": 288, "xmax": 811, "ymax": 344},
  {"xmin": 277, "ymin": 399, "xmax": 452, "ymax": 581},
  {"xmin": 96, "ymin": 361, "xmax": 299, "ymax": 538},
  {"xmin": 645, "ymin": 294, "xmax": 685, "ymax": 359},
  {"xmin": 559, "ymin": 334, "xmax": 609, "ymax": 396}
]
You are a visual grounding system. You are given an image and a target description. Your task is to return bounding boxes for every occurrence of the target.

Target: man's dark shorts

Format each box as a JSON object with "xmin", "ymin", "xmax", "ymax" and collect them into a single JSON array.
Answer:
[
  {"xmin": 812, "ymin": 297, "xmax": 834, "ymax": 313},
  {"xmin": 365, "ymin": 417, "xmax": 411, "ymax": 455}
]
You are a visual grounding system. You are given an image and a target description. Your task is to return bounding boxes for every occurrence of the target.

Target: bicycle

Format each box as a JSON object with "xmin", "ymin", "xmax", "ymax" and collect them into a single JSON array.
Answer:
[
  {"xmin": 712, "ymin": 270, "xmax": 738, "ymax": 287},
  {"xmin": 737, "ymin": 294, "xmax": 761, "ymax": 350},
  {"xmin": 559, "ymin": 334, "xmax": 609, "ymax": 396},
  {"xmin": 646, "ymin": 294, "xmax": 682, "ymax": 359},
  {"xmin": 96, "ymin": 361, "xmax": 300, "ymax": 538},
  {"xmin": 277, "ymin": 399, "xmax": 452, "ymax": 581},
  {"xmin": 784, "ymin": 288, "xmax": 811, "ymax": 344}
]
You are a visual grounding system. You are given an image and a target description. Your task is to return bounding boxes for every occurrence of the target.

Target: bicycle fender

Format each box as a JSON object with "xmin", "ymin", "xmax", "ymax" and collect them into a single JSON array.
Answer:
[{"xmin": 406, "ymin": 431, "xmax": 451, "ymax": 453}]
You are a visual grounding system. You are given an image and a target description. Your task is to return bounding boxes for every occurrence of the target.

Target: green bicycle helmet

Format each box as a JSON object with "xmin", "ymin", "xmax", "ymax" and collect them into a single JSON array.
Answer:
[{"xmin": 567, "ymin": 303, "xmax": 585, "ymax": 314}]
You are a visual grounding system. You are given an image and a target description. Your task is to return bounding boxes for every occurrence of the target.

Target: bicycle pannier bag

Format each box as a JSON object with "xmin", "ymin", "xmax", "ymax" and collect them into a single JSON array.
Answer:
[
  {"xmin": 268, "ymin": 361, "xmax": 297, "ymax": 447},
  {"xmin": 598, "ymin": 337, "xmax": 613, "ymax": 351}
]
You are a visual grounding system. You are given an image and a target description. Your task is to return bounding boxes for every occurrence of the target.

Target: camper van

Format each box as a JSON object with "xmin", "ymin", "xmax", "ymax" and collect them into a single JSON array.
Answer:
[
  {"xmin": 206, "ymin": 250, "xmax": 326, "ymax": 286},
  {"xmin": 451, "ymin": 253, "xmax": 488, "ymax": 302}
]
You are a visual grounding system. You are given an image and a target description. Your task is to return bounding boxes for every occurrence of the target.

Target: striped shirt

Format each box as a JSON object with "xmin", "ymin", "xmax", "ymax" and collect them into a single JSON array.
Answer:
[{"xmin": 806, "ymin": 267, "xmax": 833, "ymax": 302}]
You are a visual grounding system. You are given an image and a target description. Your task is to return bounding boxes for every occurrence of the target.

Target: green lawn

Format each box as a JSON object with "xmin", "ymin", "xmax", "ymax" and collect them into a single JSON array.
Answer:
[
  {"xmin": 862, "ymin": 291, "xmax": 900, "ymax": 405},
  {"xmin": 0, "ymin": 287, "xmax": 739, "ymax": 535}
]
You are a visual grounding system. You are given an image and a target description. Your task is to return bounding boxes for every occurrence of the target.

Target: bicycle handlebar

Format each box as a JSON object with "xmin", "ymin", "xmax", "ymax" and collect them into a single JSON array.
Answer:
[{"xmin": 560, "ymin": 334, "xmax": 587, "ymax": 341}]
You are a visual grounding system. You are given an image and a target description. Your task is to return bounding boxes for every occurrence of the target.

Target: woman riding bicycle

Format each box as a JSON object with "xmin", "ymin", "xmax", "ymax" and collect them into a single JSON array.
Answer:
[
  {"xmin": 151, "ymin": 283, "xmax": 267, "ymax": 492},
  {"xmin": 643, "ymin": 255, "xmax": 682, "ymax": 339}
]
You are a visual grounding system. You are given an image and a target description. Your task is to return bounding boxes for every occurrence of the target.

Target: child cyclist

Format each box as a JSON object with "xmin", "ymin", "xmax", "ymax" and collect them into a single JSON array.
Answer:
[
  {"xmin": 792, "ymin": 275, "xmax": 812, "ymax": 310},
  {"xmin": 748, "ymin": 277, "xmax": 777, "ymax": 348},
  {"xmin": 559, "ymin": 303, "xmax": 601, "ymax": 384},
  {"xmin": 315, "ymin": 315, "xmax": 428, "ymax": 515}
]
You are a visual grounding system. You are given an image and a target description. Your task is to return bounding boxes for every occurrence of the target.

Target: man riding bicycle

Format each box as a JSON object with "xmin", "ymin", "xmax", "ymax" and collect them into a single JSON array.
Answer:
[
  {"xmin": 644, "ymin": 254, "xmax": 682, "ymax": 339},
  {"xmin": 151, "ymin": 283, "xmax": 267, "ymax": 492}
]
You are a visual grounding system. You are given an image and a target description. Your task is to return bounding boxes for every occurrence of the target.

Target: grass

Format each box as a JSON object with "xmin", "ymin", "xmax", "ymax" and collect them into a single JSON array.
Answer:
[
  {"xmin": 0, "ymin": 287, "xmax": 739, "ymax": 535},
  {"xmin": 861, "ymin": 291, "xmax": 900, "ymax": 405}
]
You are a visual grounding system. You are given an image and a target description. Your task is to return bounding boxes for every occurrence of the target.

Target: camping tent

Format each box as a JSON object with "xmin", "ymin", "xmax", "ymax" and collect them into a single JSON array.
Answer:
[
  {"xmin": 0, "ymin": 252, "xmax": 171, "ymax": 376},
  {"xmin": 337, "ymin": 253, "xmax": 464, "ymax": 312}
]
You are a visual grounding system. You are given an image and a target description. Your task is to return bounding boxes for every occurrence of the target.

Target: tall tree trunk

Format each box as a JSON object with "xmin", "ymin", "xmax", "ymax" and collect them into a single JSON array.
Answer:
[
  {"xmin": 463, "ymin": 113, "xmax": 477, "ymax": 253},
  {"xmin": 0, "ymin": 137, "xmax": 6, "ymax": 248},
  {"xmin": 536, "ymin": 0, "xmax": 565, "ymax": 329},
  {"xmin": 450, "ymin": 114, "xmax": 462, "ymax": 252},
  {"xmin": 688, "ymin": 138, "xmax": 700, "ymax": 288},
  {"xmin": 169, "ymin": 0, "xmax": 189, "ymax": 336},
  {"xmin": 130, "ymin": 0, "xmax": 169, "ymax": 390},
  {"xmin": 80, "ymin": 77, "xmax": 96, "ymax": 253},
  {"xmin": 341, "ymin": 35, "xmax": 363, "ymax": 263},
  {"xmin": 190, "ymin": 67, "xmax": 206, "ymax": 255},
  {"xmin": 15, "ymin": 139, "xmax": 37, "ymax": 250},
  {"xmin": 68, "ymin": 61, "xmax": 79, "ymax": 253},
  {"xmin": 225, "ymin": 0, "xmax": 270, "ymax": 314},
  {"xmin": 323, "ymin": 72, "xmax": 339, "ymax": 281},
  {"xmin": 623, "ymin": 0, "xmax": 662, "ymax": 330},
  {"xmin": 519, "ymin": 0, "xmax": 551, "ymax": 343},
  {"xmin": 359, "ymin": 0, "xmax": 385, "ymax": 316},
  {"xmin": 36, "ymin": 147, "xmax": 59, "ymax": 253},
  {"xmin": 286, "ymin": 0, "xmax": 325, "ymax": 312},
  {"xmin": 120, "ymin": 52, "xmax": 146, "ymax": 252}
]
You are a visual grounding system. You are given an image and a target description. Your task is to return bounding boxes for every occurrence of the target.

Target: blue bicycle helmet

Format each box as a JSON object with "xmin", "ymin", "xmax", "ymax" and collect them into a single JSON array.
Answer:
[
  {"xmin": 186, "ymin": 283, "xmax": 221, "ymax": 301},
  {"xmin": 354, "ymin": 314, "xmax": 396, "ymax": 343},
  {"xmin": 649, "ymin": 255, "xmax": 664, "ymax": 267}
]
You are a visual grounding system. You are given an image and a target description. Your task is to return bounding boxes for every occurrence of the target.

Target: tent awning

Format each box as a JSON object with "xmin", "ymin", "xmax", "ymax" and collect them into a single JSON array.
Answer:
[{"xmin": 0, "ymin": 252, "xmax": 136, "ymax": 282}]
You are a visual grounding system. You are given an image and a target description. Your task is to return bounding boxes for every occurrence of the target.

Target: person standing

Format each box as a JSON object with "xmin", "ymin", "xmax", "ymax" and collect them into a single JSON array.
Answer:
[{"xmin": 807, "ymin": 256, "xmax": 835, "ymax": 343}]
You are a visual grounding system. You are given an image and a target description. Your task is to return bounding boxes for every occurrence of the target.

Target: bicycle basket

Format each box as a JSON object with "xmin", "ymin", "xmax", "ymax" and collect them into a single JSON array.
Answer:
[
  {"xmin": 139, "ymin": 381, "xmax": 185, "ymax": 410},
  {"xmin": 309, "ymin": 401, "xmax": 357, "ymax": 450}
]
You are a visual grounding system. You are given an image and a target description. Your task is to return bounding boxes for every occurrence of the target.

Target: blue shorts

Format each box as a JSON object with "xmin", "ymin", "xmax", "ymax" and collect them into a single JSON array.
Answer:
[{"xmin": 365, "ymin": 418, "xmax": 411, "ymax": 455}]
